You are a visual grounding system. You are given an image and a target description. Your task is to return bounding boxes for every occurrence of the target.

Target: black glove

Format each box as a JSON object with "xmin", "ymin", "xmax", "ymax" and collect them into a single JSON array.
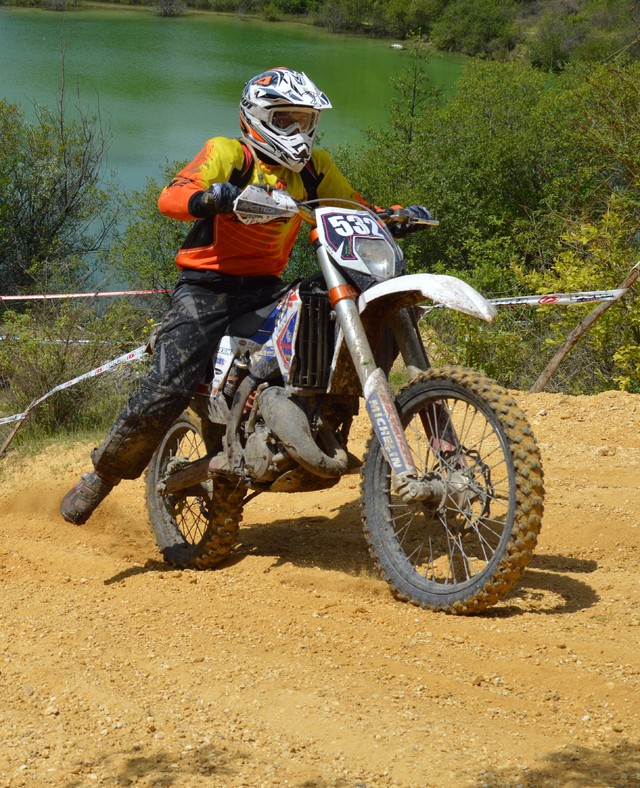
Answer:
[
  {"xmin": 191, "ymin": 183, "xmax": 242, "ymax": 217},
  {"xmin": 405, "ymin": 205, "xmax": 433, "ymax": 222},
  {"xmin": 388, "ymin": 205, "xmax": 434, "ymax": 238}
]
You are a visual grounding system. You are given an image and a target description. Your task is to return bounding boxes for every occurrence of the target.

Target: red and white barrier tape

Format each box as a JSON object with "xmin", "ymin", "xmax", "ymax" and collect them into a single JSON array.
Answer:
[
  {"xmin": 422, "ymin": 285, "xmax": 633, "ymax": 314},
  {"xmin": 1, "ymin": 286, "xmax": 628, "ymax": 307},
  {"xmin": 0, "ymin": 275, "xmax": 636, "ymax": 434},
  {"xmin": 0, "ymin": 345, "xmax": 147, "ymax": 427},
  {"xmin": 0, "ymin": 289, "xmax": 169, "ymax": 302},
  {"xmin": 488, "ymin": 288, "xmax": 626, "ymax": 307}
]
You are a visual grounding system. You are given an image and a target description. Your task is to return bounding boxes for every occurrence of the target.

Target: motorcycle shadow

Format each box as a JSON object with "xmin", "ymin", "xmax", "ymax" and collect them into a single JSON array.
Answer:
[
  {"xmin": 489, "ymin": 556, "xmax": 600, "ymax": 618},
  {"xmin": 105, "ymin": 507, "xmax": 601, "ymax": 618},
  {"xmin": 102, "ymin": 498, "xmax": 368, "ymax": 587},
  {"xmin": 234, "ymin": 498, "xmax": 372, "ymax": 577},
  {"xmin": 235, "ymin": 516, "xmax": 601, "ymax": 623},
  {"xmin": 235, "ymin": 505, "xmax": 601, "ymax": 618}
]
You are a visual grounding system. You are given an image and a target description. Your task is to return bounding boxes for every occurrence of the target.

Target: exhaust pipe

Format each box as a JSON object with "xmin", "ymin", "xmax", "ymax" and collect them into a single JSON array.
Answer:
[{"xmin": 258, "ymin": 387, "xmax": 348, "ymax": 478}]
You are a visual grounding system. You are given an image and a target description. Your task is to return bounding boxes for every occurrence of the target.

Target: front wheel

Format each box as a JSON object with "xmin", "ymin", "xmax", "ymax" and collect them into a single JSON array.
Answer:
[
  {"xmin": 145, "ymin": 408, "xmax": 245, "ymax": 569},
  {"xmin": 361, "ymin": 366, "xmax": 544, "ymax": 614}
]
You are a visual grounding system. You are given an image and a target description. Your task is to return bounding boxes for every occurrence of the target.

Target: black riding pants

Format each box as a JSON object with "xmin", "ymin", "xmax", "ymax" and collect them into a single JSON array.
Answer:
[{"xmin": 92, "ymin": 270, "xmax": 284, "ymax": 480}]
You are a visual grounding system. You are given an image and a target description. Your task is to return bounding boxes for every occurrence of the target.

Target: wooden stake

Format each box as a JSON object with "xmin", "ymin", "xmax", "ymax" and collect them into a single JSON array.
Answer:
[{"xmin": 530, "ymin": 263, "xmax": 640, "ymax": 393}]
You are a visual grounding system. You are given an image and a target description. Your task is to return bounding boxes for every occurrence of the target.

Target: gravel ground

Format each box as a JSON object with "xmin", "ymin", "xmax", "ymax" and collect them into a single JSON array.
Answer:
[{"xmin": 0, "ymin": 389, "xmax": 638, "ymax": 787}]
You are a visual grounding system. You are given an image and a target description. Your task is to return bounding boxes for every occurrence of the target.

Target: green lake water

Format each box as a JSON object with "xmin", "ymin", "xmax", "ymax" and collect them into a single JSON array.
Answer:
[{"xmin": 0, "ymin": 6, "xmax": 465, "ymax": 194}]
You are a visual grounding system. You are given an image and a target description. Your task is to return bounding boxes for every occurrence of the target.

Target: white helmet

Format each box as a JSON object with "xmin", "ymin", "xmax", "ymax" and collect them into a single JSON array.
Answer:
[{"xmin": 239, "ymin": 67, "xmax": 332, "ymax": 172}]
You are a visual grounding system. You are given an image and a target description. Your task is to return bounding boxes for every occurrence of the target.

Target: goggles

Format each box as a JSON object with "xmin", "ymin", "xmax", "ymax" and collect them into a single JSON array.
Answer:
[{"xmin": 269, "ymin": 108, "xmax": 319, "ymax": 135}]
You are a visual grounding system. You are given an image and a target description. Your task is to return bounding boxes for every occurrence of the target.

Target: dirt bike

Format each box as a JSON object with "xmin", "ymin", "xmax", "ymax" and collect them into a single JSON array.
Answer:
[{"xmin": 145, "ymin": 185, "xmax": 544, "ymax": 614}]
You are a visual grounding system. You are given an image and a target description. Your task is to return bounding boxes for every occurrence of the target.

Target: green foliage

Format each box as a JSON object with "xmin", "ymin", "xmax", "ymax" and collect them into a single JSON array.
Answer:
[
  {"xmin": 527, "ymin": 0, "xmax": 638, "ymax": 71},
  {"xmin": 107, "ymin": 163, "xmax": 185, "ymax": 316},
  {"xmin": 0, "ymin": 97, "xmax": 118, "ymax": 296},
  {"xmin": 270, "ymin": 0, "xmax": 309, "ymax": 12},
  {"xmin": 311, "ymin": 0, "xmax": 374, "ymax": 32},
  {"xmin": 0, "ymin": 301, "xmax": 151, "ymax": 435},
  {"xmin": 261, "ymin": 1, "xmax": 282, "ymax": 20},
  {"xmin": 415, "ymin": 61, "xmax": 546, "ymax": 273},
  {"xmin": 155, "ymin": 0, "xmax": 186, "ymax": 16},
  {"xmin": 337, "ymin": 51, "xmax": 640, "ymax": 391},
  {"xmin": 336, "ymin": 55, "xmax": 548, "ymax": 279},
  {"xmin": 452, "ymin": 61, "xmax": 640, "ymax": 391},
  {"xmin": 518, "ymin": 207, "xmax": 640, "ymax": 392},
  {"xmin": 430, "ymin": 0, "xmax": 518, "ymax": 57},
  {"xmin": 283, "ymin": 233, "xmax": 318, "ymax": 281},
  {"xmin": 373, "ymin": 0, "xmax": 451, "ymax": 38},
  {"xmin": 527, "ymin": 7, "xmax": 583, "ymax": 72}
]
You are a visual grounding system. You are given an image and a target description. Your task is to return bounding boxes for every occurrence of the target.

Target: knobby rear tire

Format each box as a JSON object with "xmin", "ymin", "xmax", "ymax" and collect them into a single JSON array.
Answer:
[
  {"xmin": 361, "ymin": 366, "xmax": 544, "ymax": 614},
  {"xmin": 145, "ymin": 408, "xmax": 245, "ymax": 569}
]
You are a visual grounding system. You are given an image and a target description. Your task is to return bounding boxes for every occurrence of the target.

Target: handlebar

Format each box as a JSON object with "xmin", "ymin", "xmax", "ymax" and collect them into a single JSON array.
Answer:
[
  {"xmin": 232, "ymin": 184, "xmax": 439, "ymax": 231},
  {"xmin": 376, "ymin": 206, "xmax": 440, "ymax": 229}
]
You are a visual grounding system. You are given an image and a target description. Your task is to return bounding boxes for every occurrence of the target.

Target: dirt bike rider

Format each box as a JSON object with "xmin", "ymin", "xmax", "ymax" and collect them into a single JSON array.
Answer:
[{"xmin": 60, "ymin": 66, "xmax": 432, "ymax": 526}]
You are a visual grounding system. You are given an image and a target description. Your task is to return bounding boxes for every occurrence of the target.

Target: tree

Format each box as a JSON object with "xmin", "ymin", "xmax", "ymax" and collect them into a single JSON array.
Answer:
[
  {"xmin": 333, "ymin": 40, "xmax": 443, "ymax": 210},
  {"xmin": 430, "ymin": 0, "xmax": 519, "ymax": 57},
  {"xmin": 0, "ymin": 87, "xmax": 118, "ymax": 296},
  {"xmin": 108, "ymin": 164, "xmax": 186, "ymax": 305},
  {"xmin": 155, "ymin": 0, "xmax": 186, "ymax": 15},
  {"xmin": 516, "ymin": 62, "xmax": 640, "ymax": 391}
]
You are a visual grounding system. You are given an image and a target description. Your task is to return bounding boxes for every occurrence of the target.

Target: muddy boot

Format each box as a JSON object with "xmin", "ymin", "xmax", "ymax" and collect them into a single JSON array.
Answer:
[{"xmin": 60, "ymin": 471, "xmax": 120, "ymax": 525}]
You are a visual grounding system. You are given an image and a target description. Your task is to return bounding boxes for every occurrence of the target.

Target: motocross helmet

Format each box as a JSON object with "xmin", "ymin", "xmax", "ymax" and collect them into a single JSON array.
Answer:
[{"xmin": 239, "ymin": 67, "xmax": 332, "ymax": 172}]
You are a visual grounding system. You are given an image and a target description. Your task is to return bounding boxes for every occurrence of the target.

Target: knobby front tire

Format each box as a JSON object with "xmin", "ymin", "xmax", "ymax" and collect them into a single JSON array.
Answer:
[
  {"xmin": 361, "ymin": 367, "xmax": 544, "ymax": 614},
  {"xmin": 145, "ymin": 408, "xmax": 244, "ymax": 569}
]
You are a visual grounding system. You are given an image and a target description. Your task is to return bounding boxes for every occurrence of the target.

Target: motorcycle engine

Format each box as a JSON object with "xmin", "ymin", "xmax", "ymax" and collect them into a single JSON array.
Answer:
[{"xmin": 243, "ymin": 422, "xmax": 284, "ymax": 482}]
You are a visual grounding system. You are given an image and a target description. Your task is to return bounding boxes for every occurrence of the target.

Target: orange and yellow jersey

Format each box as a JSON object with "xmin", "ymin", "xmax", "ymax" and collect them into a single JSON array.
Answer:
[{"xmin": 157, "ymin": 136, "xmax": 367, "ymax": 277}]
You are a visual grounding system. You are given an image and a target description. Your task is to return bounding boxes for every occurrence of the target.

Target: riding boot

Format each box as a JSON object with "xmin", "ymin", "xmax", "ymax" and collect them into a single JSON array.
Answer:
[{"xmin": 60, "ymin": 470, "xmax": 120, "ymax": 525}]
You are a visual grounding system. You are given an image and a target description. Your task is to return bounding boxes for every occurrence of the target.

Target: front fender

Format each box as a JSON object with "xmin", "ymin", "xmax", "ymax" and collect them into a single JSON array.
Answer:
[{"xmin": 357, "ymin": 273, "xmax": 497, "ymax": 322}]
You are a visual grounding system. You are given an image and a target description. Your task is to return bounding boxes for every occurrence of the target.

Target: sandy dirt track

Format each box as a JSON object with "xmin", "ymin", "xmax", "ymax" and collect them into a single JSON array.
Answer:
[{"xmin": 0, "ymin": 389, "xmax": 639, "ymax": 787}]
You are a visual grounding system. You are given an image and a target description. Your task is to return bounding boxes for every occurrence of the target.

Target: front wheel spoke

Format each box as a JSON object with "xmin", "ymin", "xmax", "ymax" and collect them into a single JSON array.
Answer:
[
  {"xmin": 445, "ymin": 495, "xmax": 505, "ymax": 546},
  {"xmin": 391, "ymin": 510, "xmax": 419, "ymax": 543},
  {"xmin": 458, "ymin": 544, "xmax": 478, "ymax": 581},
  {"xmin": 405, "ymin": 540, "xmax": 426, "ymax": 567},
  {"xmin": 476, "ymin": 527, "xmax": 501, "ymax": 562}
]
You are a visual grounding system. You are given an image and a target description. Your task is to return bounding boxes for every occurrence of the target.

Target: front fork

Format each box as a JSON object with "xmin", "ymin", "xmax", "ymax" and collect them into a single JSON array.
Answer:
[
  {"xmin": 316, "ymin": 246, "xmax": 443, "ymax": 504},
  {"xmin": 388, "ymin": 309, "xmax": 462, "ymax": 457}
]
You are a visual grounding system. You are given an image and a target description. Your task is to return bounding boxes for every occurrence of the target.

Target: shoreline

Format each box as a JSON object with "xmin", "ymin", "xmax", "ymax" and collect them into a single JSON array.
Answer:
[{"xmin": 1, "ymin": 1, "xmax": 416, "ymax": 49}]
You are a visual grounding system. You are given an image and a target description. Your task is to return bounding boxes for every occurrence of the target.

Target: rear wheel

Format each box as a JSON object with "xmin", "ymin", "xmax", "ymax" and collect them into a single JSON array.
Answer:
[
  {"xmin": 145, "ymin": 408, "xmax": 244, "ymax": 569},
  {"xmin": 361, "ymin": 367, "xmax": 544, "ymax": 614}
]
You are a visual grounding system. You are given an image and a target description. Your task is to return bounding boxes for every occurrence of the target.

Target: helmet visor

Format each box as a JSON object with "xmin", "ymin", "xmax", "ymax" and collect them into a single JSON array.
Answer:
[{"xmin": 269, "ymin": 108, "xmax": 320, "ymax": 135}]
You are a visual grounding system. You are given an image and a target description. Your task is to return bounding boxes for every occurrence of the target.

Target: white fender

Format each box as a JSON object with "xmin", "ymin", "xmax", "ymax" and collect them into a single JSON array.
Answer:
[{"xmin": 357, "ymin": 273, "xmax": 497, "ymax": 322}]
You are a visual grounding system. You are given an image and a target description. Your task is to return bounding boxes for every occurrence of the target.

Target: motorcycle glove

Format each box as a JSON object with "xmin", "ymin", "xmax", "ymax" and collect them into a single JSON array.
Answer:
[
  {"xmin": 191, "ymin": 183, "xmax": 242, "ymax": 217},
  {"xmin": 389, "ymin": 205, "xmax": 434, "ymax": 238},
  {"xmin": 406, "ymin": 205, "xmax": 433, "ymax": 222}
]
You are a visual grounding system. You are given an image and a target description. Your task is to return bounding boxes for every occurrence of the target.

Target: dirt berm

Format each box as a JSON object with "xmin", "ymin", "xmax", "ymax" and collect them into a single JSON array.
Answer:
[{"xmin": 0, "ymin": 389, "xmax": 638, "ymax": 787}]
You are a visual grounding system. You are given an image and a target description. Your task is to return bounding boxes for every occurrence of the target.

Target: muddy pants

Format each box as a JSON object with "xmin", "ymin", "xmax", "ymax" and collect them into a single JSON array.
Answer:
[{"xmin": 92, "ymin": 270, "xmax": 284, "ymax": 481}]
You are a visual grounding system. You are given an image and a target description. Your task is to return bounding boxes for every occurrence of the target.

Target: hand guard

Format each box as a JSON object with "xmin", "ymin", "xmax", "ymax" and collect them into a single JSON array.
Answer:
[
  {"xmin": 388, "ymin": 205, "xmax": 434, "ymax": 238},
  {"xmin": 405, "ymin": 205, "xmax": 433, "ymax": 222},
  {"xmin": 196, "ymin": 183, "xmax": 242, "ymax": 216}
]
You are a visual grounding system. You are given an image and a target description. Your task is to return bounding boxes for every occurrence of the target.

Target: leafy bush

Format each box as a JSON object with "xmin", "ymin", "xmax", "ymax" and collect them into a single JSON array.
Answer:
[
  {"xmin": 517, "ymin": 207, "xmax": 640, "ymax": 392},
  {"xmin": 0, "ymin": 301, "xmax": 152, "ymax": 437},
  {"xmin": 336, "ymin": 50, "xmax": 640, "ymax": 391},
  {"xmin": 107, "ymin": 165, "xmax": 185, "ymax": 313},
  {"xmin": 527, "ymin": 0, "xmax": 639, "ymax": 71},
  {"xmin": 0, "ymin": 98, "xmax": 118, "ymax": 296},
  {"xmin": 430, "ymin": 0, "xmax": 519, "ymax": 57}
]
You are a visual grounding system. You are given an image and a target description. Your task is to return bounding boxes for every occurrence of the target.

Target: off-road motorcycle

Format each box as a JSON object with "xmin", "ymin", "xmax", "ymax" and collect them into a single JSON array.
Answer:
[{"xmin": 146, "ymin": 186, "xmax": 544, "ymax": 614}]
